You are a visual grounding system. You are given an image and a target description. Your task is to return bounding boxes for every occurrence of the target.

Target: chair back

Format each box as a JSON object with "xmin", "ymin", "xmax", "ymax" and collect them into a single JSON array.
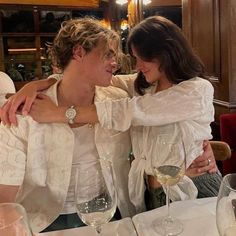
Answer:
[
  {"xmin": 209, "ymin": 141, "xmax": 231, "ymax": 161},
  {"xmin": 220, "ymin": 113, "xmax": 236, "ymax": 175}
]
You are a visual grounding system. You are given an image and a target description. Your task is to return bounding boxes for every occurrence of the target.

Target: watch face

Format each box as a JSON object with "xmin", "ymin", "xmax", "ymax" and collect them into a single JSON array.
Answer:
[
  {"xmin": 66, "ymin": 106, "xmax": 76, "ymax": 124},
  {"xmin": 66, "ymin": 108, "xmax": 76, "ymax": 118}
]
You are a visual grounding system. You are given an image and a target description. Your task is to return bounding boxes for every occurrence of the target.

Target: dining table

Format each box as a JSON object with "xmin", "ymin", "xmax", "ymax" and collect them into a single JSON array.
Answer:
[
  {"xmin": 37, "ymin": 197, "xmax": 219, "ymax": 236},
  {"xmin": 132, "ymin": 197, "xmax": 219, "ymax": 236},
  {"xmin": 37, "ymin": 217, "xmax": 137, "ymax": 236}
]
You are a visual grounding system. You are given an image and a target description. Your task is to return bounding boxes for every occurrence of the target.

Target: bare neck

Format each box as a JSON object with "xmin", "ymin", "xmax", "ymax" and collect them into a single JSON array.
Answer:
[
  {"xmin": 57, "ymin": 71, "xmax": 95, "ymax": 107},
  {"xmin": 155, "ymin": 76, "xmax": 174, "ymax": 93}
]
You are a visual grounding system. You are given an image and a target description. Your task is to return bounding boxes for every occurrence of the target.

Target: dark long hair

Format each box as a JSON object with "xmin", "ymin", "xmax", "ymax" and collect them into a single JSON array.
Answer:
[{"xmin": 127, "ymin": 16, "xmax": 207, "ymax": 95}]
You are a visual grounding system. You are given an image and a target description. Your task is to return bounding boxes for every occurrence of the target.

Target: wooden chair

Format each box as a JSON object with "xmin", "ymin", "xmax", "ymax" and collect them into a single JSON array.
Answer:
[{"xmin": 210, "ymin": 141, "xmax": 231, "ymax": 161}]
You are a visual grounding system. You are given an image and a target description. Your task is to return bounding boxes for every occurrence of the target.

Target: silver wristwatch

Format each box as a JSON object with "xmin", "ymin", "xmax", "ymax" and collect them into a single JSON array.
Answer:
[{"xmin": 65, "ymin": 105, "xmax": 77, "ymax": 124}]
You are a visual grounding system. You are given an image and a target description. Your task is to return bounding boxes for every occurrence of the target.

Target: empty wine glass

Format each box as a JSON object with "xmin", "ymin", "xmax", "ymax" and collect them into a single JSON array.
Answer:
[
  {"xmin": 75, "ymin": 159, "xmax": 117, "ymax": 235},
  {"xmin": 216, "ymin": 173, "xmax": 236, "ymax": 236},
  {"xmin": 151, "ymin": 139, "xmax": 186, "ymax": 236},
  {"xmin": 0, "ymin": 203, "xmax": 32, "ymax": 236}
]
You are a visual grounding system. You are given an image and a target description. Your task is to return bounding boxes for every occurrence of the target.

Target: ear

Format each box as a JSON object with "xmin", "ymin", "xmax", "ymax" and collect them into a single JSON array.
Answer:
[{"xmin": 73, "ymin": 45, "xmax": 86, "ymax": 61}]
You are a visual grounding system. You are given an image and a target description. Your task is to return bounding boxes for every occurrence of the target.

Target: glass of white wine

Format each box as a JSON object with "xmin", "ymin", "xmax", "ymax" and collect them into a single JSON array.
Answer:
[
  {"xmin": 74, "ymin": 159, "xmax": 117, "ymax": 235},
  {"xmin": 216, "ymin": 173, "xmax": 236, "ymax": 236},
  {"xmin": 0, "ymin": 203, "xmax": 32, "ymax": 236},
  {"xmin": 151, "ymin": 139, "xmax": 186, "ymax": 236}
]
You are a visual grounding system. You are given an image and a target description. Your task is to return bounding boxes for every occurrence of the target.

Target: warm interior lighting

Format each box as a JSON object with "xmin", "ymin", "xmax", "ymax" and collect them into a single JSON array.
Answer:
[
  {"xmin": 116, "ymin": 0, "xmax": 128, "ymax": 5},
  {"xmin": 121, "ymin": 19, "xmax": 129, "ymax": 30},
  {"xmin": 8, "ymin": 48, "xmax": 43, "ymax": 53},
  {"xmin": 99, "ymin": 19, "xmax": 111, "ymax": 29},
  {"xmin": 143, "ymin": 0, "xmax": 151, "ymax": 5},
  {"xmin": 116, "ymin": 0, "xmax": 152, "ymax": 6}
]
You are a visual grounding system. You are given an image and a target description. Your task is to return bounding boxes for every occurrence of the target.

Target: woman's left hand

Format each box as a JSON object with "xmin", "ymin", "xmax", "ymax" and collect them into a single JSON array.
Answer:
[
  {"xmin": 29, "ymin": 93, "xmax": 65, "ymax": 123},
  {"xmin": 186, "ymin": 140, "xmax": 217, "ymax": 177}
]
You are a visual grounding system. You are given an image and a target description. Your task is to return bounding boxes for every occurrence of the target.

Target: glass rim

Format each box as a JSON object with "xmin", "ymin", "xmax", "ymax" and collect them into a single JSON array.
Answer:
[
  {"xmin": 222, "ymin": 173, "xmax": 236, "ymax": 192},
  {"xmin": 0, "ymin": 203, "xmax": 25, "ymax": 229}
]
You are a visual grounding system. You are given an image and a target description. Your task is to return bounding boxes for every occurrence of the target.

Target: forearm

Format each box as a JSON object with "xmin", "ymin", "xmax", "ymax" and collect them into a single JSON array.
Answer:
[
  {"xmin": 76, "ymin": 105, "xmax": 98, "ymax": 123},
  {"xmin": 95, "ymin": 78, "xmax": 214, "ymax": 130},
  {"xmin": 28, "ymin": 77, "xmax": 57, "ymax": 91},
  {"xmin": 51, "ymin": 105, "xmax": 99, "ymax": 124}
]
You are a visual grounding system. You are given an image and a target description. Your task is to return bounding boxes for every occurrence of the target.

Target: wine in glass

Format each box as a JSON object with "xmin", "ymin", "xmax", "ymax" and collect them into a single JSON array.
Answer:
[
  {"xmin": 216, "ymin": 173, "xmax": 236, "ymax": 236},
  {"xmin": 0, "ymin": 203, "xmax": 32, "ymax": 236},
  {"xmin": 151, "ymin": 139, "xmax": 186, "ymax": 236},
  {"xmin": 75, "ymin": 159, "xmax": 117, "ymax": 235}
]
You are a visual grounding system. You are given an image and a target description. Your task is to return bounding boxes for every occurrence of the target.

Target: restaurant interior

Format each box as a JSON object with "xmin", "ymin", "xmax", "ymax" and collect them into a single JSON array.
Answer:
[{"xmin": 0, "ymin": 0, "xmax": 236, "ymax": 235}]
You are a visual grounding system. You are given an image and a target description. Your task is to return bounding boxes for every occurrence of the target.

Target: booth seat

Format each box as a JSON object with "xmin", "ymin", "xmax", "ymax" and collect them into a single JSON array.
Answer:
[{"xmin": 220, "ymin": 113, "xmax": 236, "ymax": 175}]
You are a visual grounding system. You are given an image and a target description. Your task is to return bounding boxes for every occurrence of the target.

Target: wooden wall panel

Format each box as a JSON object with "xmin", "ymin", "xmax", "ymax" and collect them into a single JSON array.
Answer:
[
  {"xmin": 214, "ymin": 0, "xmax": 236, "ymax": 112},
  {"xmin": 228, "ymin": 0, "xmax": 236, "ymax": 102},
  {"xmin": 182, "ymin": 0, "xmax": 191, "ymax": 41},
  {"xmin": 215, "ymin": 0, "xmax": 229, "ymax": 102},
  {"xmin": 0, "ymin": 0, "xmax": 99, "ymax": 8},
  {"xmin": 0, "ymin": 11, "xmax": 4, "ymax": 71},
  {"xmin": 149, "ymin": 0, "xmax": 181, "ymax": 7},
  {"xmin": 182, "ymin": 0, "xmax": 236, "ymax": 122},
  {"xmin": 183, "ymin": 0, "xmax": 220, "ymax": 78}
]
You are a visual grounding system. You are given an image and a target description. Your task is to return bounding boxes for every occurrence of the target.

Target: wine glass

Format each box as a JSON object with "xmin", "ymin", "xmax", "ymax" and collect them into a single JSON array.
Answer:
[
  {"xmin": 74, "ymin": 159, "xmax": 117, "ymax": 235},
  {"xmin": 151, "ymin": 139, "xmax": 186, "ymax": 236},
  {"xmin": 216, "ymin": 173, "xmax": 236, "ymax": 236},
  {"xmin": 0, "ymin": 203, "xmax": 32, "ymax": 236}
]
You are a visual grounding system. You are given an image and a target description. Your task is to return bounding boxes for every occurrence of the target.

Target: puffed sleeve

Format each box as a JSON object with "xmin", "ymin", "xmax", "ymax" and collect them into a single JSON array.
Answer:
[
  {"xmin": 95, "ymin": 78, "xmax": 214, "ymax": 131},
  {"xmin": 0, "ymin": 116, "xmax": 28, "ymax": 185}
]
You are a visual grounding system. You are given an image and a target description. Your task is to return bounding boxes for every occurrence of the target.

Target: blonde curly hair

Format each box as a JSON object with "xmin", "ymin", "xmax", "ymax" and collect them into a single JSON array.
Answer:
[{"xmin": 49, "ymin": 17, "xmax": 120, "ymax": 70}]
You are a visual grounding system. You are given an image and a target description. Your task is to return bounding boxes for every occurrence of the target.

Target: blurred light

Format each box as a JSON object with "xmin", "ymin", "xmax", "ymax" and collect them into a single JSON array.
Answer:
[
  {"xmin": 116, "ymin": 0, "xmax": 128, "ymax": 5},
  {"xmin": 99, "ymin": 19, "xmax": 111, "ymax": 29},
  {"xmin": 120, "ymin": 19, "xmax": 129, "ymax": 30},
  {"xmin": 143, "ymin": 0, "xmax": 152, "ymax": 5},
  {"xmin": 8, "ymin": 48, "xmax": 43, "ymax": 53},
  {"xmin": 116, "ymin": 0, "xmax": 151, "ymax": 6}
]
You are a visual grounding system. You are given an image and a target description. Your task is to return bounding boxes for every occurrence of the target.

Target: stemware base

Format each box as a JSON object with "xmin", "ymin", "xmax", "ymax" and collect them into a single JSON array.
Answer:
[
  {"xmin": 152, "ymin": 215, "xmax": 183, "ymax": 236},
  {"xmin": 95, "ymin": 225, "xmax": 102, "ymax": 234}
]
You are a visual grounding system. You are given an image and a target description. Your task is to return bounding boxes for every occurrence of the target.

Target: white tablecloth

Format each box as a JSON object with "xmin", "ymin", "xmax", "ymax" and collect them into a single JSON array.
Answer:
[
  {"xmin": 132, "ymin": 197, "xmax": 219, "ymax": 236},
  {"xmin": 37, "ymin": 198, "xmax": 219, "ymax": 236},
  {"xmin": 37, "ymin": 217, "xmax": 137, "ymax": 236}
]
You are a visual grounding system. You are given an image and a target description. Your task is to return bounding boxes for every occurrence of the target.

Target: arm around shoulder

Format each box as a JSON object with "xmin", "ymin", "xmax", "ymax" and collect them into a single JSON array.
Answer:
[
  {"xmin": 27, "ymin": 75, "xmax": 58, "ymax": 91},
  {"xmin": 95, "ymin": 77, "xmax": 214, "ymax": 130},
  {"xmin": 0, "ymin": 76, "xmax": 59, "ymax": 126}
]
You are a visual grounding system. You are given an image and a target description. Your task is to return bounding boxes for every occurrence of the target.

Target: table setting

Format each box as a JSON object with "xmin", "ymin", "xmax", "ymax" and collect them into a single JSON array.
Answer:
[
  {"xmin": 132, "ymin": 197, "xmax": 218, "ymax": 236},
  {"xmin": 1, "ymin": 158, "xmax": 236, "ymax": 236},
  {"xmin": 37, "ymin": 217, "xmax": 137, "ymax": 236}
]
